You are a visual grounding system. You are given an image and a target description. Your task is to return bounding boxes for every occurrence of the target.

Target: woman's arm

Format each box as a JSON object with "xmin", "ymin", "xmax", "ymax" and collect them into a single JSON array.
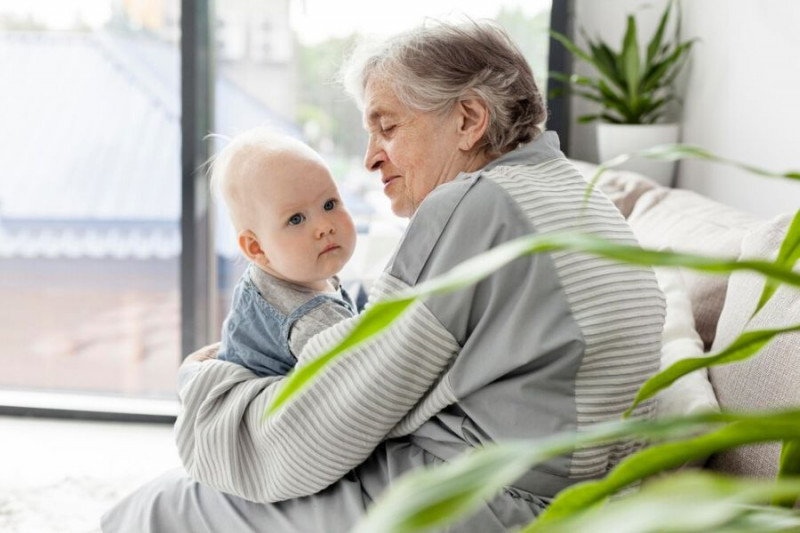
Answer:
[
  {"xmin": 174, "ymin": 177, "xmax": 513, "ymax": 504},
  {"xmin": 174, "ymin": 276, "xmax": 460, "ymax": 503}
]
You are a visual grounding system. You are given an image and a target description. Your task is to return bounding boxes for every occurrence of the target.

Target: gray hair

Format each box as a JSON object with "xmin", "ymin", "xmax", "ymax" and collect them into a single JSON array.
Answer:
[{"xmin": 342, "ymin": 20, "xmax": 547, "ymax": 156}]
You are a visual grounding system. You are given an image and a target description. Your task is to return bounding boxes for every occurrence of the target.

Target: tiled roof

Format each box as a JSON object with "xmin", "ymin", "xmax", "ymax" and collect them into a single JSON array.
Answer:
[
  {"xmin": 0, "ymin": 30, "xmax": 334, "ymax": 260},
  {"xmin": 0, "ymin": 219, "xmax": 179, "ymax": 259}
]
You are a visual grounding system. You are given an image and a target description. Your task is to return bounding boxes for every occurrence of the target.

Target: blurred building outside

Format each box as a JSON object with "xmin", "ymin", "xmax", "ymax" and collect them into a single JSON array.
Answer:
[{"xmin": 0, "ymin": 0, "xmax": 551, "ymax": 402}]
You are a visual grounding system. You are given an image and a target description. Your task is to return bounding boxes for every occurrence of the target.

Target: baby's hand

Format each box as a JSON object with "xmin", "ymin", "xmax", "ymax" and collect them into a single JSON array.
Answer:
[{"xmin": 182, "ymin": 342, "xmax": 221, "ymax": 365}]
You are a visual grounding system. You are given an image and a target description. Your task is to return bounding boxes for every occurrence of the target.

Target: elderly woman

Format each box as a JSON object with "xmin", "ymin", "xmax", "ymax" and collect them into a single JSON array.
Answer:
[{"xmin": 103, "ymin": 21, "xmax": 664, "ymax": 532}]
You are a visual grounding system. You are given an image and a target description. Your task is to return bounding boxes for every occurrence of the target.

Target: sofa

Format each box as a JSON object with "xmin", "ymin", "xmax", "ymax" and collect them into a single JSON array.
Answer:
[{"xmin": 572, "ymin": 160, "xmax": 799, "ymax": 478}]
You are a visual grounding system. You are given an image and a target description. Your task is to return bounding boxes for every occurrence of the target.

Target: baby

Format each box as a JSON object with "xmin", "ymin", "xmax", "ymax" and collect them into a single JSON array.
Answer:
[{"xmin": 210, "ymin": 127, "xmax": 358, "ymax": 377}]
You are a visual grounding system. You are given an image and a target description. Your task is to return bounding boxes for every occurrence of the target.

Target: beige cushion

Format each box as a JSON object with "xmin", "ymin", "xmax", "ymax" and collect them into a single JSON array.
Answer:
[
  {"xmin": 627, "ymin": 188, "xmax": 761, "ymax": 350},
  {"xmin": 570, "ymin": 159, "xmax": 660, "ymax": 218},
  {"xmin": 706, "ymin": 213, "xmax": 800, "ymax": 478}
]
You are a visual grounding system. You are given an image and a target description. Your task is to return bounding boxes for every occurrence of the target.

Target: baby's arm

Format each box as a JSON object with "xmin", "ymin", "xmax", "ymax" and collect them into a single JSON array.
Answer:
[{"xmin": 288, "ymin": 300, "xmax": 354, "ymax": 357}]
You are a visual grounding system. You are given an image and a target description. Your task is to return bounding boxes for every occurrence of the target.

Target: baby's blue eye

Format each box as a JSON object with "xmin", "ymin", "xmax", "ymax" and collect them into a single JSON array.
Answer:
[
  {"xmin": 288, "ymin": 213, "xmax": 305, "ymax": 226},
  {"xmin": 323, "ymin": 199, "xmax": 336, "ymax": 211}
]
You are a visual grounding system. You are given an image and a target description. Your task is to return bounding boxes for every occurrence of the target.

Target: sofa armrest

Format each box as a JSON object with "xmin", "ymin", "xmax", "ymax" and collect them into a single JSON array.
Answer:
[{"xmin": 706, "ymin": 213, "xmax": 800, "ymax": 478}]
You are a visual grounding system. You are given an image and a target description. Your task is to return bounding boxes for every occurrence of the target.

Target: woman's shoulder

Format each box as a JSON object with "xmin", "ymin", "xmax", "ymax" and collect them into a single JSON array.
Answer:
[
  {"xmin": 387, "ymin": 176, "xmax": 534, "ymax": 285},
  {"xmin": 417, "ymin": 172, "xmax": 521, "ymax": 218}
]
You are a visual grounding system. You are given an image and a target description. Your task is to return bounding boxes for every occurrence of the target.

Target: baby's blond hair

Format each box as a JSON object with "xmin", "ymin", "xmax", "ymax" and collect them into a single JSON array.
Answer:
[{"xmin": 209, "ymin": 127, "xmax": 326, "ymax": 232}]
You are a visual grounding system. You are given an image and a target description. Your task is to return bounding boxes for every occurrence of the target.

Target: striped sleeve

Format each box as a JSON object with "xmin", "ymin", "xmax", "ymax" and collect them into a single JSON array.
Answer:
[{"xmin": 174, "ymin": 272, "xmax": 460, "ymax": 503}]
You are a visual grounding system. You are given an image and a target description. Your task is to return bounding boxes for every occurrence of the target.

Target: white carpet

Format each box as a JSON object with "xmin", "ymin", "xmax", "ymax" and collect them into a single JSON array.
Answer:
[{"xmin": 0, "ymin": 416, "xmax": 180, "ymax": 533}]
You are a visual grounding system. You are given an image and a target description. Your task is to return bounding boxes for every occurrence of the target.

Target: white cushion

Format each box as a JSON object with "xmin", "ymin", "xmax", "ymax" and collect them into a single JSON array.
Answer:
[{"xmin": 653, "ymin": 266, "xmax": 719, "ymax": 419}]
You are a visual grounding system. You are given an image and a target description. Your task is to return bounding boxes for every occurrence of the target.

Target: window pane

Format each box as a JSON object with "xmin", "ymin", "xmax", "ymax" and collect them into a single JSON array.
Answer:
[
  {"xmin": 212, "ymin": 0, "xmax": 553, "ymax": 327},
  {"xmin": 0, "ymin": 1, "xmax": 181, "ymax": 400}
]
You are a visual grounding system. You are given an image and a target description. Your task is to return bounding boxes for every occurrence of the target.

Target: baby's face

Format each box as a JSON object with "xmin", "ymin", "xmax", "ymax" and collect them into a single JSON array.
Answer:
[{"xmin": 250, "ymin": 154, "xmax": 356, "ymax": 290}]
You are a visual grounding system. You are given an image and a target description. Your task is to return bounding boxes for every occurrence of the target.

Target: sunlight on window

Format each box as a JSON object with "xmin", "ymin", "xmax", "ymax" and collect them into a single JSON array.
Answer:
[{"xmin": 0, "ymin": 0, "xmax": 180, "ymax": 399}]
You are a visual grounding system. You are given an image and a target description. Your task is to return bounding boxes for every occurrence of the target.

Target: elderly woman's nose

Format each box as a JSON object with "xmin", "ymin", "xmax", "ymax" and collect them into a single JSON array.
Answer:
[{"xmin": 364, "ymin": 137, "xmax": 385, "ymax": 171}]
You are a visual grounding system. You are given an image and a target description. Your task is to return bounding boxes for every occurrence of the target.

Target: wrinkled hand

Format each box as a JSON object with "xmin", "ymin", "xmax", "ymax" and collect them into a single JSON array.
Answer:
[{"xmin": 182, "ymin": 342, "xmax": 221, "ymax": 366}]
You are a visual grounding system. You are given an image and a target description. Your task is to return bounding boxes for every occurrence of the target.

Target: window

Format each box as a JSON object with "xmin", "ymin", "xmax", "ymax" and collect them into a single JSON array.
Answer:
[
  {"xmin": 0, "ymin": 0, "xmax": 557, "ymax": 417},
  {"xmin": 0, "ymin": 0, "xmax": 181, "ymax": 412}
]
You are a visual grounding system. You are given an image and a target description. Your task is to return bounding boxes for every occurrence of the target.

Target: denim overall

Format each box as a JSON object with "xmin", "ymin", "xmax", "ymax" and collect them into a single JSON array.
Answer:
[{"xmin": 217, "ymin": 268, "xmax": 356, "ymax": 377}]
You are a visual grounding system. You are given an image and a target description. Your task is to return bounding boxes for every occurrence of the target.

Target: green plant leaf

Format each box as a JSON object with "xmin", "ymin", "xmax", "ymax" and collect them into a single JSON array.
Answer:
[
  {"xmin": 576, "ymin": 114, "xmax": 606, "ymax": 124},
  {"xmin": 674, "ymin": 0, "xmax": 684, "ymax": 57},
  {"xmin": 646, "ymin": 0, "xmax": 672, "ymax": 68},
  {"xmin": 596, "ymin": 79, "xmax": 632, "ymax": 121},
  {"xmin": 597, "ymin": 42, "xmax": 627, "ymax": 92},
  {"xmin": 713, "ymin": 507, "xmax": 800, "ymax": 533},
  {"xmin": 624, "ymin": 323, "xmax": 800, "ymax": 417},
  {"xmin": 634, "ymin": 144, "xmax": 800, "ymax": 181},
  {"xmin": 641, "ymin": 39, "xmax": 696, "ymax": 93},
  {"xmin": 569, "ymin": 90, "xmax": 606, "ymax": 105},
  {"xmin": 588, "ymin": 144, "xmax": 800, "ymax": 197},
  {"xmin": 660, "ymin": 41, "xmax": 697, "ymax": 89},
  {"xmin": 621, "ymin": 15, "xmax": 641, "ymax": 104},
  {"xmin": 547, "ymin": 72, "xmax": 606, "ymax": 102},
  {"xmin": 578, "ymin": 113, "xmax": 626, "ymax": 124},
  {"xmin": 643, "ymin": 113, "xmax": 664, "ymax": 125},
  {"xmin": 754, "ymin": 209, "xmax": 800, "ymax": 315},
  {"xmin": 775, "ymin": 440, "xmax": 800, "ymax": 507},
  {"xmin": 549, "ymin": 74, "xmax": 608, "ymax": 107},
  {"xmin": 528, "ymin": 234, "xmax": 800, "ymax": 288},
  {"xmin": 547, "ymin": 71, "xmax": 593, "ymax": 87},
  {"xmin": 549, "ymin": 30, "xmax": 610, "ymax": 80},
  {"xmin": 524, "ymin": 472, "xmax": 800, "ymax": 533},
  {"xmin": 596, "ymin": 78, "xmax": 627, "ymax": 102},
  {"xmin": 547, "ymin": 86, "xmax": 567, "ymax": 100},
  {"xmin": 634, "ymin": 94, "xmax": 666, "ymax": 120},
  {"xmin": 600, "ymin": 113, "xmax": 626, "ymax": 124},
  {"xmin": 351, "ymin": 411, "xmax": 800, "ymax": 533},
  {"xmin": 532, "ymin": 413, "xmax": 800, "ymax": 527},
  {"xmin": 587, "ymin": 39, "xmax": 624, "ymax": 92}
]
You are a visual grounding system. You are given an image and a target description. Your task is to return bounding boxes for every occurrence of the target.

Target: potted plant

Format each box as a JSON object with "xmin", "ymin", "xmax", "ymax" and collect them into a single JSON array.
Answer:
[{"xmin": 550, "ymin": 0, "xmax": 695, "ymax": 186}]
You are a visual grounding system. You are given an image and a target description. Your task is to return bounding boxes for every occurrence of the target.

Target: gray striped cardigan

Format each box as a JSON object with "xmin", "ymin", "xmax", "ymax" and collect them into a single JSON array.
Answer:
[{"xmin": 174, "ymin": 131, "xmax": 665, "ymax": 508}]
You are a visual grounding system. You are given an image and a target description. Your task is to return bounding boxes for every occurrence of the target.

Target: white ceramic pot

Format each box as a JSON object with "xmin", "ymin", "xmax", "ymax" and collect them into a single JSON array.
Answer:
[{"xmin": 596, "ymin": 123, "xmax": 681, "ymax": 187}]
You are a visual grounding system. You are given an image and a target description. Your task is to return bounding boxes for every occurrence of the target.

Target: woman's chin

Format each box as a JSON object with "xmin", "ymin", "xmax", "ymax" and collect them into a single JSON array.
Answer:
[{"xmin": 389, "ymin": 199, "xmax": 413, "ymax": 218}]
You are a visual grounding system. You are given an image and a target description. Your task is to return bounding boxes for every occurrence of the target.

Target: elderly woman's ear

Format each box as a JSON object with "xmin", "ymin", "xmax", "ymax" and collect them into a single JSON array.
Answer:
[{"xmin": 455, "ymin": 97, "xmax": 490, "ymax": 152}]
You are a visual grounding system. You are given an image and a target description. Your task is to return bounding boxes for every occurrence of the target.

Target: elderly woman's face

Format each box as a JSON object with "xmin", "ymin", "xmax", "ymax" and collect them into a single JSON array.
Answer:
[{"xmin": 362, "ymin": 78, "xmax": 472, "ymax": 218}]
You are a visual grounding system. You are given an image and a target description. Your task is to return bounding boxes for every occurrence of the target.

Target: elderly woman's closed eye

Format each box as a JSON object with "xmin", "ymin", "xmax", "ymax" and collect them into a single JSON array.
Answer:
[{"xmin": 104, "ymin": 20, "xmax": 665, "ymax": 533}]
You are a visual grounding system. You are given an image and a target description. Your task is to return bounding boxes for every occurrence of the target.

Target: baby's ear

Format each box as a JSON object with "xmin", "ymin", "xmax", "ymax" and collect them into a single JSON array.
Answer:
[{"xmin": 238, "ymin": 230, "xmax": 269, "ymax": 267}]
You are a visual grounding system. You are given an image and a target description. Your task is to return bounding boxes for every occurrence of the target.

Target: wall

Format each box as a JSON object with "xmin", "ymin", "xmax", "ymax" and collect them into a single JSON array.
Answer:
[{"xmin": 568, "ymin": 0, "xmax": 800, "ymax": 218}]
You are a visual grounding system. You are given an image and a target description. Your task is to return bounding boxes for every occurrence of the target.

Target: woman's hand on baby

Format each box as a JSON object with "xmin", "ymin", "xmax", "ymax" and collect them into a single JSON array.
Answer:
[{"xmin": 182, "ymin": 342, "xmax": 221, "ymax": 366}]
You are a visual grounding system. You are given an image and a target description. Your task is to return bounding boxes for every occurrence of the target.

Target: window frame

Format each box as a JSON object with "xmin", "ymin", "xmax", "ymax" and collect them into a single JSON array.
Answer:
[{"xmin": 181, "ymin": 0, "xmax": 216, "ymax": 360}]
